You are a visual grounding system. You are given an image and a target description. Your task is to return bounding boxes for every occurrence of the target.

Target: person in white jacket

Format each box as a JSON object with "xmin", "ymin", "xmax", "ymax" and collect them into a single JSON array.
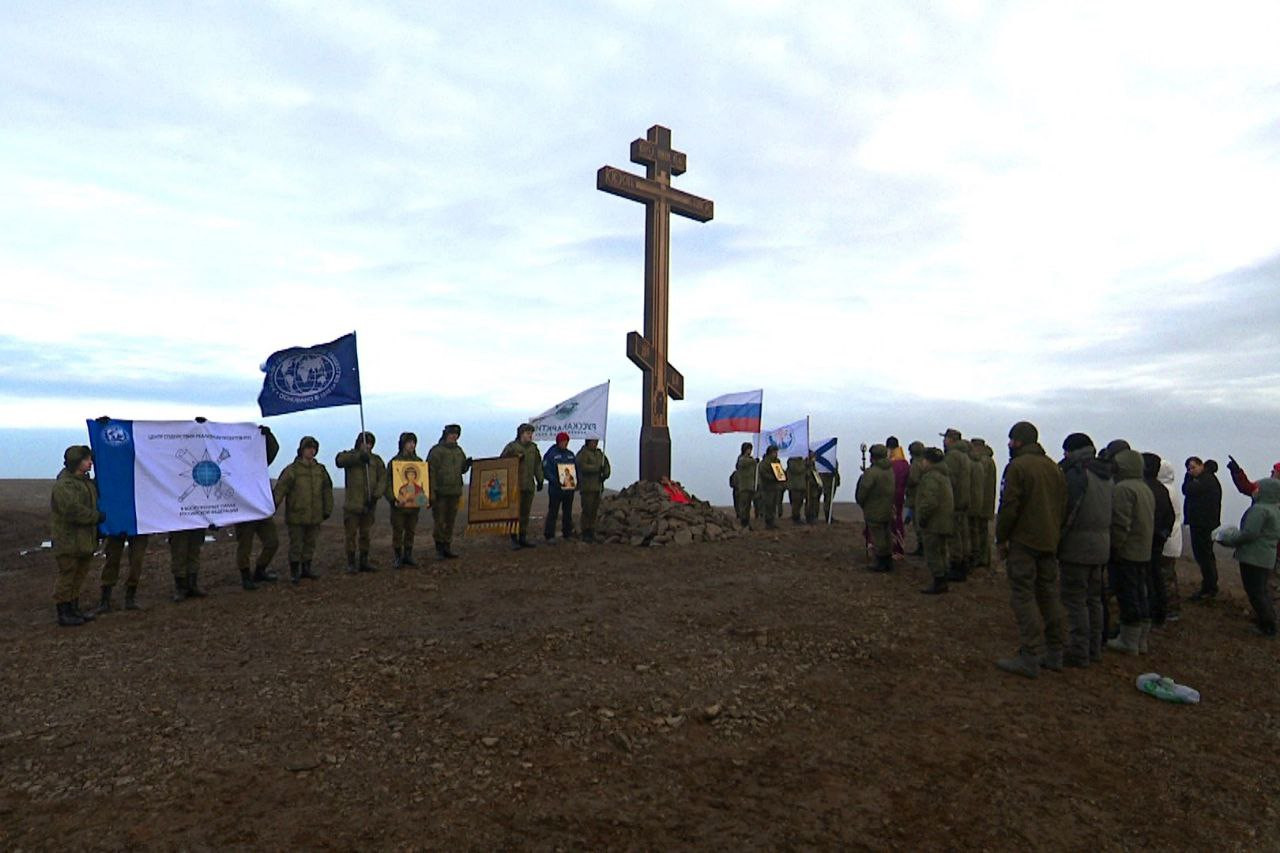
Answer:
[{"xmin": 1158, "ymin": 459, "xmax": 1183, "ymax": 623}]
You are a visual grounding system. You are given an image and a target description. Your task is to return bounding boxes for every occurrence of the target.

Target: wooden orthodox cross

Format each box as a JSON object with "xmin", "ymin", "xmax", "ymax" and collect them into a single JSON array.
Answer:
[{"xmin": 597, "ymin": 125, "xmax": 714, "ymax": 482}]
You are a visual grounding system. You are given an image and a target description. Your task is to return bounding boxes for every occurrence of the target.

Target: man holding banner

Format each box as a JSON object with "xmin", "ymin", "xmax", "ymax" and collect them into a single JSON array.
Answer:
[{"xmin": 336, "ymin": 431, "xmax": 386, "ymax": 574}]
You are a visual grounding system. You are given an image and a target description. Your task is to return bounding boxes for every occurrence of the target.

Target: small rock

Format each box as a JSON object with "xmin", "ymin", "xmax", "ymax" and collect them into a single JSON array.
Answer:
[
  {"xmin": 285, "ymin": 753, "xmax": 321, "ymax": 772},
  {"xmin": 481, "ymin": 737, "xmax": 500, "ymax": 748}
]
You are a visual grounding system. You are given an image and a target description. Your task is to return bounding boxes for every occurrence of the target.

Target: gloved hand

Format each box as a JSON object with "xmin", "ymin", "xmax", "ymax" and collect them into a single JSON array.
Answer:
[
  {"xmin": 95, "ymin": 415, "xmax": 111, "ymax": 424},
  {"xmin": 537, "ymin": 481, "xmax": 544, "ymax": 492},
  {"xmin": 359, "ymin": 449, "xmax": 371, "ymax": 464},
  {"xmin": 1226, "ymin": 455, "xmax": 1240, "ymax": 474},
  {"xmin": 259, "ymin": 425, "xmax": 272, "ymax": 435}
]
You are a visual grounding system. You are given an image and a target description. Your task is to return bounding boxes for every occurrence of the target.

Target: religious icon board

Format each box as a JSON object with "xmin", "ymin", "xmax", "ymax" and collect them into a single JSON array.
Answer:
[
  {"xmin": 771, "ymin": 461, "xmax": 787, "ymax": 482},
  {"xmin": 392, "ymin": 460, "xmax": 429, "ymax": 508},
  {"xmin": 557, "ymin": 462, "xmax": 578, "ymax": 491},
  {"xmin": 465, "ymin": 456, "xmax": 522, "ymax": 535}
]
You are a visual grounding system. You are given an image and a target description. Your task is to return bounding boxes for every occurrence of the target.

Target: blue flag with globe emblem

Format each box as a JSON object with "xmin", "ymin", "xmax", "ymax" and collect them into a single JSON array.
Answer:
[{"xmin": 258, "ymin": 332, "xmax": 362, "ymax": 417}]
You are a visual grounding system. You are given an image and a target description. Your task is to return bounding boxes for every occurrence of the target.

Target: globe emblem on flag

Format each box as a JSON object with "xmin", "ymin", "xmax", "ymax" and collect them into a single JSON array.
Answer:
[
  {"xmin": 192, "ymin": 460, "xmax": 222, "ymax": 488},
  {"xmin": 101, "ymin": 424, "xmax": 131, "ymax": 447},
  {"xmin": 554, "ymin": 400, "xmax": 580, "ymax": 418},
  {"xmin": 269, "ymin": 351, "xmax": 342, "ymax": 402},
  {"xmin": 772, "ymin": 428, "xmax": 794, "ymax": 451}
]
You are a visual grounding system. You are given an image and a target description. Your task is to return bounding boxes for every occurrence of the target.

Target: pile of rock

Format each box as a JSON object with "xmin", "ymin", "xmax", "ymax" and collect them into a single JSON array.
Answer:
[{"xmin": 596, "ymin": 481, "xmax": 745, "ymax": 547}]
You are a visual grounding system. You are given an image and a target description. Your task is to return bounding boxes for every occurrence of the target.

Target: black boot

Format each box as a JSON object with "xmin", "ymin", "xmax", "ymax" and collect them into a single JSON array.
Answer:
[
  {"xmin": 56, "ymin": 602, "xmax": 85, "ymax": 627},
  {"xmin": 442, "ymin": 542, "xmax": 459, "ymax": 559},
  {"xmin": 359, "ymin": 552, "xmax": 377, "ymax": 572},
  {"xmin": 300, "ymin": 561, "xmax": 318, "ymax": 580},
  {"xmin": 945, "ymin": 563, "xmax": 968, "ymax": 583},
  {"xmin": 435, "ymin": 542, "xmax": 447, "ymax": 560},
  {"xmin": 253, "ymin": 563, "xmax": 278, "ymax": 583},
  {"xmin": 172, "ymin": 575, "xmax": 189, "ymax": 602},
  {"xmin": 519, "ymin": 534, "xmax": 536, "ymax": 549},
  {"xmin": 289, "ymin": 561, "xmax": 301, "ymax": 584},
  {"xmin": 401, "ymin": 547, "xmax": 417, "ymax": 567},
  {"xmin": 186, "ymin": 571, "xmax": 206, "ymax": 598},
  {"xmin": 240, "ymin": 569, "xmax": 257, "ymax": 591},
  {"xmin": 510, "ymin": 535, "xmax": 521, "ymax": 551},
  {"xmin": 124, "ymin": 586, "xmax": 142, "ymax": 610},
  {"xmin": 345, "ymin": 551, "xmax": 358, "ymax": 574},
  {"xmin": 70, "ymin": 598, "xmax": 95, "ymax": 621},
  {"xmin": 392, "ymin": 548, "xmax": 403, "ymax": 568},
  {"xmin": 97, "ymin": 584, "xmax": 114, "ymax": 615},
  {"xmin": 583, "ymin": 531, "xmax": 595, "ymax": 544},
  {"xmin": 921, "ymin": 577, "xmax": 949, "ymax": 595}
]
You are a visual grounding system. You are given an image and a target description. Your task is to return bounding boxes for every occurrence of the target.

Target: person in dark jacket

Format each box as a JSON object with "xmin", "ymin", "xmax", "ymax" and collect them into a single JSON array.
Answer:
[
  {"xmin": 542, "ymin": 432, "xmax": 577, "ymax": 541},
  {"xmin": 1182, "ymin": 456, "xmax": 1223, "ymax": 600},
  {"xmin": 1107, "ymin": 450, "xmax": 1157, "ymax": 654},
  {"xmin": 856, "ymin": 444, "xmax": 896, "ymax": 572},
  {"xmin": 1057, "ymin": 433, "xmax": 1113, "ymax": 667},
  {"xmin": 1142, "ymin": 452, "xmax": 1175, "ymax": 625},
  {"xmin": 994, "ymin": 421, "xmax": 1068, "ymax": 678}
]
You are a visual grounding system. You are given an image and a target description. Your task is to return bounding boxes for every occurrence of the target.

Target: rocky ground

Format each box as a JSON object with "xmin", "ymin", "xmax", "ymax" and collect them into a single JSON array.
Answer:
[{"xmin": 1, "ymin": 479, "xmax": 1277, "ymax": 850}]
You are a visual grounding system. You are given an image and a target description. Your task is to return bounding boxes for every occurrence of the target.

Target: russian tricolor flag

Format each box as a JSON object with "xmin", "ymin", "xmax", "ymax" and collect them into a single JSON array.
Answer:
[{"xmin": 705, "ymin": 389, "xmax": 763, "ymax": 434}]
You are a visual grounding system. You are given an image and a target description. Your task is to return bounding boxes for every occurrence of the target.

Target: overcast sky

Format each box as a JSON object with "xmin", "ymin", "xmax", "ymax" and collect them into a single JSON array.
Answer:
[{"xmin": 3, "ymin": 1, "xmax": 1279, "ymax": 517}]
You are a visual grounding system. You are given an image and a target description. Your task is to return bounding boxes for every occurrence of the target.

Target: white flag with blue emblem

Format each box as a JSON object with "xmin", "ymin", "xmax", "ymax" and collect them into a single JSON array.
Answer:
[
  {"xmin": 757, "ymin": 418, "xmax": 809, "ymax": 458},
  {"xmin": 87, "ymin": 419, "xmax": 275, "ymax": 536},
  {"xmin": 529, "ymin": 381, "xmax": 610, "ymax": 441}
]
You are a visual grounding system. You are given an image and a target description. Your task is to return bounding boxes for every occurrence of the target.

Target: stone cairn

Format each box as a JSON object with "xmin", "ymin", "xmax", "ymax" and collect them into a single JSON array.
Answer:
[{"xmin": 596, "ymin": 481, "xmax": 745, "ymax": 546}]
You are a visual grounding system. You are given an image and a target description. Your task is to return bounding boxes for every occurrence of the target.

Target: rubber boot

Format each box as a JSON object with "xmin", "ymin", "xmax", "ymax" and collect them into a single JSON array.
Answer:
[
  {"xmin": 172, "ymin": 575, "xmax": 188, "ymax": 602},
  {"xmin": 289, "ymin": 561, "xmax": 301, "ymax": 585},
  {"xmin": 240, "ymin": 569, "xmax": 257, "ymax": 591},
  {"xmin": 358, "ymin": 552, "xmax": 377, "ymax": 573},
  {"xmin": 1138, "ymin": 620, "xmax": 1151, "ymax": 654},
  {"xmin": 186, "ymin": 571, "xmax": 206, "ymax": 598},
  {"xmin": 300, "ymin": 561, "xmax": 318, "ymax": 580},
  {"xmin": 920, "ymin": 577, "xmax": 949, "ymax": 595},
  {"xmin": 1107, "ymin": 624, "xmax": 1141, "ymax": 655},
  {"xmin": 996, "ymin": 654, "xmax": 1040, "ymax": 679},
  {"xmin": 402, "ymin": 547, "xmax": 417, "ymax": 567},
  {"xmin": 124, "ymin": 586, "xmax": 142, "ymax": 610},
  {"xmin": 56, "ymin": 602, "xmax": 85, "ymax": 627},
  {"xmin": 345, "ymin": 551, "xmax": 358, "ymax": 575},
  {"xmin": 1039, "ymin": 650, "xmax": 1064, "ymax": 672},
  {"xmin": 96, "ymin": 585, "xmax": 114, "ymax": 615},
  {"xmin": 253, "ymin": 563, "xmax": 278, "ymax": 583},
  {"xmin": 392, "ymin": 548, "xmax": 403, "ymax": 569}
]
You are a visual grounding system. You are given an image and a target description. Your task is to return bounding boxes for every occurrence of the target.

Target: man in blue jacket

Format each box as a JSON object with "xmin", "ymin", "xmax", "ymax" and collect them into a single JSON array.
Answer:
[{"xmin": 543, "ymin": 431, "xmax": 577, "ymax": 542}]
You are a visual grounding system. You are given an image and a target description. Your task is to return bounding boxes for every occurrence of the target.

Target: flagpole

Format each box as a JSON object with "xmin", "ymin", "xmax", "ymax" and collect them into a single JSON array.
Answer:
[
  {"xmin": 752, "ymin": 390, "xmax": 762, "ymax": 492},
  {"xmin": 602, "ymin": 379, "xmax": 610, "ymax": 451},
  {"xmin": 358, "ymin": 400, "xmax": 371, "ymax": 504}
]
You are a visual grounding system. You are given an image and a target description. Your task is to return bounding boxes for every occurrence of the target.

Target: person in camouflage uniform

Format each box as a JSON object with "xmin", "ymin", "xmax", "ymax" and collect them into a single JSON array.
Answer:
[
  {"xmin": 576, "ymin": 438, "xmax": 611, "ymax": 542},
  {"xmin": 756, "ymin": 446, "xmax": 785, "ymax": 529},
  {"xmin": 966, "ymin": 438, "xmax": 988, "ymax": 571},
  {"xmin": 942, "ymin": 428, "xmax": 972, "ymax": 581},
  {"xmin": 336, "ymin": 431, "xmax": 387, "ymax": 574},
  {"xmin": 785, "ymin": 456, "xmax": 809, "ymax": 524},
  {"xmin": 427, "ymin": 424, "xmax": 471, "ymax": 558},
  {"xmin": 915, "ymin": 447, "xmax": 954, "ymax": 594},
  {"xmin": 904, "ymin": 440, "xmax": 927, "ymax": 555},
  {"xmin": 168, "ymin": 527, "xmax": 208, "ymax": 603},
  {"xmin": 231, "ymin": 425, "xmax": 282, "ymax": 591},
  {"xmin": 502, "ymin": 423, "xmax": 544, "ymax": 549},
  {"xmin": 856, "ymin": 444, "xmax": 897, "ymax": 572},
  {"xmin": 804, "ymin": 452, "xmax": 822, "ymax": 524},
  {"xmin": 273, "ymin": 435, "xmax": 334, "ymax": 583},
  {"xmin": 972, "ymin": 439, "xmax": 998, "ymax": 568},
  {"xmin": 50, "ymin": 445, "xmax": 102, "ymax": 627},
  {"xmin": 818, "ymin": 460, "xmax": 841, "ymax": 524},
  {"xmin": 386, "ymin": 432, "xmax": 423, "ymax": 567},
  {"xmin": 730, "ymin": 442, "xmax": 756, "ymax": 529}
]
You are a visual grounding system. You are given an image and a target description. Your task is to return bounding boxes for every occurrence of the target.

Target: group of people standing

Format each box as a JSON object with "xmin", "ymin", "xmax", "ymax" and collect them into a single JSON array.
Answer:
[
  {"xmin": 729, "ymin": 442, "xmax": 840, "ymax": 529},
  {"xmin": 47, "ymin": 421, "xmax": 613, "ymax": 627}
]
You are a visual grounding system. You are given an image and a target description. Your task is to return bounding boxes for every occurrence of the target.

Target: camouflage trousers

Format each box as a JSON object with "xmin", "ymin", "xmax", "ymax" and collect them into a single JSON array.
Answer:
[
  {"xmin": 54, "ymin": 554, "xmax": 92, "ymax": 604},
  {"xmin": 733, "ymin": 489, "xmax": 754, "ymax": 526},
  {"xmin": 343, "ymin": 510, "xmax": 375, "ymax": 553},
  {"xmin": 922, "ymin": 532, "xmax": 949, "ymax": 580},
  {"xmin": 969, "ymin": 516, "xmax": 990, "ymax": 567},
  {"xmin": 865, "ymin": 522, "xmax": 891, "ymax": 559},
  {"xmin": 788, "ymin": 489, "xmax": 806, "ymax": 520},
  {"xmin": 432, "ymin": 494, "xmax": 460, "ymax": 545},
  {"xmin": 580, "ymin": 491, "xmax": 603, "ymax": 535},
  {"xmin": 101, "ymin": 534, "xmax": 150, "ymax": 587},
  {"xmin": 952, "ymin": 512, "xmax": 970, "ymax": 565},
  {"xmin": 389, "ymin": 507, "xmax": 420, "ymax": 551},
  {"xmin": 1006, "ymin": 542, "xmax": 1065, "ymax": 658},
  {"xmin": 1059, "ymin": 561, "xmax": 1104, "ymax": 663},
  {"xmin": 168, "ymin": 530, "xmax": 204, "ymax": 579},
  {"xmin": 235, "ymin": 518, "xmax": 278, "ymax": 571},
  {"xmin": 287, "ymin": 523, "xmax": 321, "ymax": 562}
]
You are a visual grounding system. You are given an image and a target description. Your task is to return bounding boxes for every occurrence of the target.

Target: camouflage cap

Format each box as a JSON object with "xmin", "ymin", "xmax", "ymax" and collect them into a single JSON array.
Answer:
[{"xmin": 940, "ymin": 428, "xmax": 961, "ymax": 440}]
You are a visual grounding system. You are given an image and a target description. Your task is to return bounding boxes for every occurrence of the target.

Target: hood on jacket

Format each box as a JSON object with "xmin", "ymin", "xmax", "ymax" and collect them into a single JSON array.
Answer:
[
  {"xmin": 63, "ymin": 445, "xmax": 92, "ymax": 470},
  {"xmin": 1114, "ymin": 449, "xmax": 1144, "ymax": 480},
  {"xmin": 1158, "ymin": 459, "xmax": 1176, "ymax": 486},
  {"xmin": 1203, "ymin": 459, "xmax": 1219, "ymax": 474},
  {"xmin": 1141, "ymin": 452, "xmax": 1161, "ymax": 479},
  {"xmin": 1256, "ymin": 478, "xmax": 1280, "ymax": 504}
]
